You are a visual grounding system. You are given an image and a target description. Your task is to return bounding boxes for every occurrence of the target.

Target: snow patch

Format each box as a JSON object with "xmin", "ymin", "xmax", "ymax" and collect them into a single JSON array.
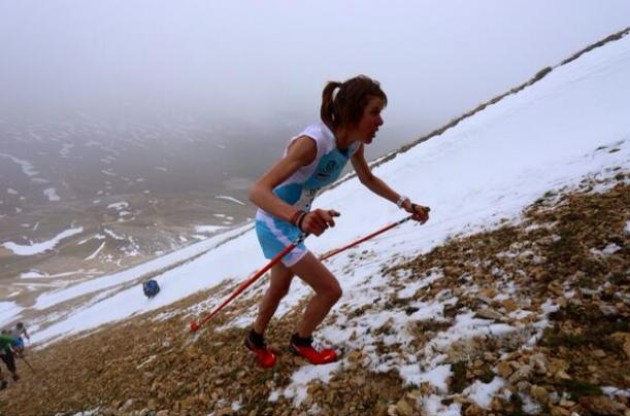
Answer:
[
  {"xmin": 464, "ymin": 377, "xmax": 506, "ymax": 409},
  {"xmin": 195, "ymin": 225, "xmax": 227, "ymax": 234},
  {"xmin": 215, "ymin": 195, "xmax": 246, "ymax": 205},
  {"xmin": 44, "ymin": 187, "xmax": 60, "ymax": 201},
  {"xmin": 2, "ymin": 227, "xmax": 83, "ymax": 256},
  {"xmin": 269, "ymin": 362, "xmax": 342, "ymax": 405}
]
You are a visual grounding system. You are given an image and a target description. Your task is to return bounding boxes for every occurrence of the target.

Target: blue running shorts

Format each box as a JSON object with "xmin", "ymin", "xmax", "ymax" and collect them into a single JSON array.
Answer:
[{"xmin": 255, "ymin": 215, "xmax": 308, "ymax": 267}]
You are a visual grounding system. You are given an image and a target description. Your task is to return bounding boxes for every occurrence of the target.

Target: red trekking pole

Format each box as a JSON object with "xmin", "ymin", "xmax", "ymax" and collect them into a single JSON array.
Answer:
[
  {"xmin": 189, "ymin": 234, "xmax": 307, "ymax": 332},
  {"xmin": 319, "ymin": 214, "xmax": 415, "ymax": 261}
]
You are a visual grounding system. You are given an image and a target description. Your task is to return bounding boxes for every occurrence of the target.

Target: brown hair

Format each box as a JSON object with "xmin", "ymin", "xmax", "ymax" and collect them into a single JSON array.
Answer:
[{"xmin": 320, "ymin": 75, "xmax": 387, "ymax": 129}]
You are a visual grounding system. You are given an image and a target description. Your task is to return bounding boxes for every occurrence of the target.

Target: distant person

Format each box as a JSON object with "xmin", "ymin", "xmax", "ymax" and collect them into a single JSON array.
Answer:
[
  {"xmin": 246, "ymin": 75, "xmax": 430, "ymax": 367},
  {"xmin": 8, "ymin": 322, "xmax": 30, "ymax": 354},
  {"xmin": 0, "ymin": 331, "xmax": 19, "ymax": 389}
]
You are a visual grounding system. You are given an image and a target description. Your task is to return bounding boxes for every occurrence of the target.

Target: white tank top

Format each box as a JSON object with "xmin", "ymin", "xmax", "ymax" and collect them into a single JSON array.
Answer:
[{"xmin": 256, "ymin": 122, "xmax": 361, "ymax": 219}]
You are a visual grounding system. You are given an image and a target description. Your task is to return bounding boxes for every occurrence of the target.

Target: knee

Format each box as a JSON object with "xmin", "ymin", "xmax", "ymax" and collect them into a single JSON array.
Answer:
[
  {"xmin": 276, "ymin": 285, "xmax": 291, "ymax": 300},
  {"xmin": 325, "ymin": 283, "xmax": 343, "ymax": 304},
  {"xmin": 268, "ymin": 284, "xmax": 290, "ymax": 302},
  {"xmin": 334, "ymin": 285, "xmax": 343, "ymax": 302}
]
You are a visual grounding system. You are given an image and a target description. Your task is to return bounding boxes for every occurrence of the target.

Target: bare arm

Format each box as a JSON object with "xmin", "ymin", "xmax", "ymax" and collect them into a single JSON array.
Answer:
[
  {"xmin": 351, "ymin": 145, "xmax": 430, "ymax": 223},
  {"xmin": 249, "ymin": 136, "xmax": 339, "ymax": 235},
  {"xmin": 351, "ymin": 145, "xmax": 400, "ymax": 202},
  {"xmin": 249, "ymin": 136, "xmax": 316, "ymax": 222}
]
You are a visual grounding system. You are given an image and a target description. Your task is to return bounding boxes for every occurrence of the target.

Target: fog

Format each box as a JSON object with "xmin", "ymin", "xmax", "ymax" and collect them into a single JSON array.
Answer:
[{"xmin": 1, "ymin": 0, "xmax": 629, "ymax": 157}]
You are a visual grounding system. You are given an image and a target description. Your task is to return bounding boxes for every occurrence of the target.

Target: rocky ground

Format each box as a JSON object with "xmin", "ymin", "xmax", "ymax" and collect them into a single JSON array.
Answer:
[{"xmin": 0, "ymin": 174, "xmax": 629, "ymax": 416}]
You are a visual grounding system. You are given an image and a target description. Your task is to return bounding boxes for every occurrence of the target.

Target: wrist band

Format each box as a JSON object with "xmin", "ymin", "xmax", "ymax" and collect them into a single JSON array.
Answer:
[
  {"xmin": 296, "ymin": 211, "xmax": 307, "ymax": 231},
  {"xmin": 291, "ymin": 210, "xmax": 307, "ymax": 230},
  {"xmin": 290, "ymin": 210, "xmax": 303, "ymax": 226},
  {"xmin": 396, "ymin": 195, "xmax": 409, "ymax": 209}
]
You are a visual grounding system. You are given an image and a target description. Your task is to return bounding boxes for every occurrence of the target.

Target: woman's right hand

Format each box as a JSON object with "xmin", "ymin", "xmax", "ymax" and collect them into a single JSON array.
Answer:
[{"xmin": 299, "ymin": 209, "xmax": 340, "ymax": 236}]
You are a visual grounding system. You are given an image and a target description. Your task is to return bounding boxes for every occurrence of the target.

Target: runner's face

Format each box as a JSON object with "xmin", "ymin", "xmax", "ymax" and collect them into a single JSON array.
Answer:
[{"xmin": 354, "ymin": 96, "xmax": 385, "ymax": 144}]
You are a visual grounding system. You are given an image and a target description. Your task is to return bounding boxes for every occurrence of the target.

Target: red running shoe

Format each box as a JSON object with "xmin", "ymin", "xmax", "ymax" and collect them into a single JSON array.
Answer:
[
  {"xmin": 244, "ymin": 330, "xmax": 276, "ymax": 368},
  {"xmin": 290, "ymin": 333, "xmax": 337, "ymax": 365}
]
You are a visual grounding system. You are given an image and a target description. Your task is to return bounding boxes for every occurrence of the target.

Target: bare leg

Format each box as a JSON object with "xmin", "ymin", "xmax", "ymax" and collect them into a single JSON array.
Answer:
[
  {"xmin": 253, "ymin": 263, "xmax": 294, "ymax": 335},
  {"xmin": 289, "ymin": 252, "xmax": 342, "ymax": 338}
]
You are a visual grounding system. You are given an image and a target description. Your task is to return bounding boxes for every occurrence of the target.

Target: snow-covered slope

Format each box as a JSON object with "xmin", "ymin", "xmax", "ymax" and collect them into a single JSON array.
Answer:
[
  {"xmin": 2, "ymin": 29, "xmax": 630, "ymax": 416},
  {"xmin": 12, "ymin": 29, "xmax": 629, "ymax": 343}
]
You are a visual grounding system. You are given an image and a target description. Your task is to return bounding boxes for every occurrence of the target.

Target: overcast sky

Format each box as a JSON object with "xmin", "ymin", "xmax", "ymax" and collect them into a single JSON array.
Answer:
[{"xmin": 1, "ymin": 1, "xmax": 629, "ymax": 141}]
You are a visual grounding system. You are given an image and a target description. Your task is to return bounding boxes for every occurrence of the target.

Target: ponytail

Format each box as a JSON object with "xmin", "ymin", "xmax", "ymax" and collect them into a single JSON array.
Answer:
[
  {"xmin": 320, "ymin": 81, "xmax": 342, "ymax": 128},
  {"xmin": 319, "ymin": 75, "xmax": 387, "ymax": 129}
]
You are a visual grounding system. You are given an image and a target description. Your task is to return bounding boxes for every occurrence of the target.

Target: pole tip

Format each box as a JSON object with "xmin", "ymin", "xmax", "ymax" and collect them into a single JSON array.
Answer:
[{"xmin": 189, "ymin": 321, "xmax": 200, "ymax": 332}]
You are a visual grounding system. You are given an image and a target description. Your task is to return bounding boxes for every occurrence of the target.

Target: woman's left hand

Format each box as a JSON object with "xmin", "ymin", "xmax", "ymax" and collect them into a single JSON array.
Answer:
[{"xmin": 405, "ymin": 202, "xmax": 430, "ymax": 224}]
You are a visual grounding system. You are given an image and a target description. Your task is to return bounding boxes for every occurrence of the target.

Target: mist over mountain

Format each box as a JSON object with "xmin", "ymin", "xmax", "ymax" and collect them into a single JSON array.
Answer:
[{"xmin": 0, "ymin": 101, "xmax": 422, "ymax": 302}]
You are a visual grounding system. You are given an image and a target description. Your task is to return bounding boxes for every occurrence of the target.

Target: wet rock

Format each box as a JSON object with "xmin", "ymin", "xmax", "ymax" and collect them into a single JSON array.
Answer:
[
  {"xmin": 528, "ymin": 353, "xmax": 548, "ymax": 374},
  {"xmin": 549, "ymin": 405, "xmax": 572, "ymax": 416},
  {"xmin": 611, "ymin": 332, "xmax": 630, "ymax": 359},
  {"xmin": 529, "ymin": 385, "xmax": 549, "ymax": 404},
  {"xmin": 496, "ymin": 361, "xmax": 514, "ymax": 378},
  {"xmin": 500, "ymin": 299, "xmax": 519, "ymax": 312},
  {"xmin": 464, "ymin": 403, "xmax": 485, "ymax": 416},
  {"xmin": 394, "ymin": 398, "xmax": 415, "ymax": 416},
  {"xmin": 579, "ymin": 395, "xmax": 628, "ymax": 415},
  {"xmin": 475, "ymin": 308, "xmax": 504, "ymax": 321},
  {"xmin": 508, "ymin": 364, "xmax": 532, "ymax": 383}
]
